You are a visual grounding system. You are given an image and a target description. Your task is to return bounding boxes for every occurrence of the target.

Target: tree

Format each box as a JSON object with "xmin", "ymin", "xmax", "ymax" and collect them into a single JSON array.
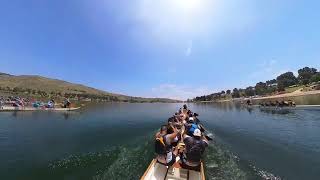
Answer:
[
  {"xmin": 232, "ymin": 88, "xmax": 240, "ymax": 98},
  {"xmin": 13, "ymin": 87, "xmax": 20, "ymax": 92},
  {"xmin": 255, "ymin": 82, "xmax": 267, "ymax": 95},
  {"xmin": 26, "ymin": 88, "xmax": 32, "ymax": 94},
  {"xmin": 298, "ymin": 67, "xmax": 317, "ymax": 85},
  {"xmin": 276, "ymin": 72, "xmax": 298, "ymax": 91},
  {"xmin": 221, "ymin": 90, "xmax": 225, "ymax": 94},
  {"xmin": 226, "ymin": 90, "xmax": 231, "ymax": 94},
  {"xmin": 239, "ymin": 88, "xmax": 246, "ymax": 97},
  {"xmin": 245, "ymin": 86, "xmax": 255, "ymax": 97},
  {"xmin": 310, "ymin": 72, "xmax": 320, "ymax": 83},
  {"xmin": 266, "ymin": 79, "xmax": 277, "ymax": 86}
]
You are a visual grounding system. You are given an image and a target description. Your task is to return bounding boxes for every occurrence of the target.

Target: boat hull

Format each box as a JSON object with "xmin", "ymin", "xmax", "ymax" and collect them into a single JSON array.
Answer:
[
  {"xmin": 0, "ymin": 106, "xmax": 80, "ymax": 111},
  {"xmin": 141, "ymin": 159, "xmax": 205, "ymax": 180}
]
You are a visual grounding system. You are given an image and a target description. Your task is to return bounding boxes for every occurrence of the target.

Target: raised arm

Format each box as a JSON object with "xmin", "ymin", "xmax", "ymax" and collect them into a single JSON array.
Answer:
[{"xmin": 167, "ymin": 125, "xmax": 179, "ymax": 140}]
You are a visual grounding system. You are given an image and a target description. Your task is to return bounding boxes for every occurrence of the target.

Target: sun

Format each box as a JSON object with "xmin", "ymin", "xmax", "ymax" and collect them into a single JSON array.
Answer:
[
  {"xmin": 172, "ymin": 0, "xmax": 204, "ymax": 13},
  {"xmin": 131, "ymin": 0, "xmax": 217, "ymax": 40}
]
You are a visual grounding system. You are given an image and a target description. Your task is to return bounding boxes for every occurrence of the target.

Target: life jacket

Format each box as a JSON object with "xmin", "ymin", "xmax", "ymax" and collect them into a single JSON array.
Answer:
[
  {"xmin": 186, "ymin": 138, "xmax": 206, "ymax": 162},
  {"xmin": 155, "ymin": 135, "xmax": 168, "ymax": 155}
]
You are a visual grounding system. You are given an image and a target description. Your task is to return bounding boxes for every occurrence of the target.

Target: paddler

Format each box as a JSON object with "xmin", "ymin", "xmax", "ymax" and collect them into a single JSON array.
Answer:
[
  {"xmin": 180, "ymin": 129, "xmax": 208, "ymax": 171},
  {"xmin": 155, "ymin": 125, "xmax": 180, "ymax": 166}
]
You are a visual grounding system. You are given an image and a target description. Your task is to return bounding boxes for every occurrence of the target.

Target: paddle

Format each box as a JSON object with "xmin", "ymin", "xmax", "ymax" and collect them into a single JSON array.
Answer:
[
  {"xmin": 197, "ymin": 124, "xmax": 214, "ymax": 141},
  {"xmin": 204, "ymin": 133, "xmax": 214, "ymax": 141}
]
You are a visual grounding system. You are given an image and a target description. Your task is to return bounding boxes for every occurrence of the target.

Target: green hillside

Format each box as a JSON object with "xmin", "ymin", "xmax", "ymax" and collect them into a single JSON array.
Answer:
[{"xmin": 0, "ymin": 73, "xmax": 180, "ymax": 103}]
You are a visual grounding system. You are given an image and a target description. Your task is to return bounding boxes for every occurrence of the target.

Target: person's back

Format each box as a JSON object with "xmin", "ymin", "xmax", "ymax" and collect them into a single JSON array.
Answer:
[
  {"xmin": 183, "ymin": 104, "xmax": 188, "ymax": 110},
  {"xmin": 155, "ymin": 125, "xmax": 178, "ymax": 166},
  {"xmin": 155, "ymin": 125, "xmax": 168, "ymax": 159},
  {"xmin": 187, "ymin": 123, "xmax": 198, "ymax": 136},
  {"xmin": 181, "ymin": 129, "xmax": 208, "ymax": 171},
  {"xmin": 185, "ymin": 136, "xmax": 207, "ymax": 162}
]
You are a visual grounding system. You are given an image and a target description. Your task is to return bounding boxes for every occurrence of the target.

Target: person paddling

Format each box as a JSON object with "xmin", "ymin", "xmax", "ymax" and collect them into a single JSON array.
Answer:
[
  {"xmin": 155, "ymin": 125, "xmax": 179, "ymax": 166},
  {"xmin": 180, "ymin": 129, "xmax": 208, "ymax": 171}
]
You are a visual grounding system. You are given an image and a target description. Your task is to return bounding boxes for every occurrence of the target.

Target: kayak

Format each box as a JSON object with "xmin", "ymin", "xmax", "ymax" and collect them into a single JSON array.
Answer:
[
  {"xmin": 0, "ymin": 106, "xmax": 81, "ymax": 111},
  {"xmin": 141, "ymin": 159, "xmax": 205, "ymax": 180}
]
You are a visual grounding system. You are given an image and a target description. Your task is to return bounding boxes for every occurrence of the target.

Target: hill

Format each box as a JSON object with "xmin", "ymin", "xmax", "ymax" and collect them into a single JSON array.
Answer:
[{"xmin": 0, "ymin": 73, "xmax": 180, "ymax": 103}]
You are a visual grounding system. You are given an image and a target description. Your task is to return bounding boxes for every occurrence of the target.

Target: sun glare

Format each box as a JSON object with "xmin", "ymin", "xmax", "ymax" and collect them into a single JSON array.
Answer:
[{"xmin": 173, "ymin": 0, "xmax": 203, "ymax": 12}]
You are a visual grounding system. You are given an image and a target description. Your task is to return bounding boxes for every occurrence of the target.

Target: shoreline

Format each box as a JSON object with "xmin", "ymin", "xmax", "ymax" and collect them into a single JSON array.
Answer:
[
  {"xmin": 253, "ymin": 89, "xmax": 320, "ymax": 100},
  {"xmin": 197, "ymin": 90, "xmax": 320, "ymax": 103}
]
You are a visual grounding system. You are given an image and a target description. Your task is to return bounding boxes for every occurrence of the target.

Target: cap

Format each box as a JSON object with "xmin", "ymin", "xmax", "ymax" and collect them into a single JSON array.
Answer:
[{"xmin": 193, "ymin": 129, "xmax": 201, "ymax": 137}]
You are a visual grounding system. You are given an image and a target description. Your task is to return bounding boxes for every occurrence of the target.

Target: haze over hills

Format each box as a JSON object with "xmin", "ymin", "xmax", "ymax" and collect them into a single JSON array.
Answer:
[{"xmin": 0, "ymin": 73, "xmax": 180, "ymax": 103}]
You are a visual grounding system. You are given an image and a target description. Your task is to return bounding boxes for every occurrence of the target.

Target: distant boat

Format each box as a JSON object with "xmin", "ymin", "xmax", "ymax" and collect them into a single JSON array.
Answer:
[
  {"xmin": 0, "ymin": 106, "xmax": 80, "ymax": 111},
  {"xmin": 141, "ymin": 159, "xmax": 205, "ymax": 180}
]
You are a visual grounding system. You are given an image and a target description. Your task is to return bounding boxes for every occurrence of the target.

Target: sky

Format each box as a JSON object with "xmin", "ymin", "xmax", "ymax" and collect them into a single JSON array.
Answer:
[{"xmin": 0, "ymin": 0, "xmax": 319, "ymax": 100}]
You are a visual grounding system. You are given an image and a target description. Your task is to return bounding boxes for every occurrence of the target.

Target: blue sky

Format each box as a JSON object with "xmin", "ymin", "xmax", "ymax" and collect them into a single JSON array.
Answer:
[{"xmin": 0, "ymin": 0, "xmax": 319, "ymax": 100}]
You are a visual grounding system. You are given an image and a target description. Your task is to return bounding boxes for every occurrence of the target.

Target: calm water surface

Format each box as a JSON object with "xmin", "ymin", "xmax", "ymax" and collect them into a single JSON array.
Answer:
[{"xmin": 0, "ymin": 102, "xmax": 320, "ymax": 180}]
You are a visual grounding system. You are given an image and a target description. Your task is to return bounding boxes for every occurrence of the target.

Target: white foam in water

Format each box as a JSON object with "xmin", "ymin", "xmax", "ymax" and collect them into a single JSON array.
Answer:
[
  {"xmin": 203, "ymin": 130, "xmax": 282, "ymax": 180},
  {"xmin": 259, "ymin": 170, "xmax": 282, "ymax": 180}
]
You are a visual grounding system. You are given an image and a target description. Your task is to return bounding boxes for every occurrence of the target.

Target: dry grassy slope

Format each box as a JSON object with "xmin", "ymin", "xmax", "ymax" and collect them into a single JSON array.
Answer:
[
  {"xmin": 0, "ymin": 73, "xmax": 179, "ymax": 102},
  {"xmin": 0, "ymin": 74, "xmax": 117, "ymax": 95}
]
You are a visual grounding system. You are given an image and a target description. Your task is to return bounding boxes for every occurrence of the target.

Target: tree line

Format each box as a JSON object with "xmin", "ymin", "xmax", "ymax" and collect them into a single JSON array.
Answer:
[
  {"xmin": 0, "ymin": 86, "xmax": 173, "ymax": 103},
  {"xmin": 0, "ymin": 86, "xmax": 124, "ymax": 102},
  {"xmin": 192, "ymin": 66, "xmax": 320, "ymax": 102}
]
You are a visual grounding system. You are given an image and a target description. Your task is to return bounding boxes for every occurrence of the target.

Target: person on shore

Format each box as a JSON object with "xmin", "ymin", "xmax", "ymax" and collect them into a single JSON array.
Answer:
[
  {"xmin": 63, "ymin": 98, "xmax": 71, "ymax": 108},
  {"xmin": 47, "ymin": 99, "xmax": 55, "ymax": 108},
  {"xmin": 155, "ymin": 125, "xmax": 179, "ymax": 166},
  {"xmin": 180, "ymin": 129, "xmax": 208, "ymax": 171}
]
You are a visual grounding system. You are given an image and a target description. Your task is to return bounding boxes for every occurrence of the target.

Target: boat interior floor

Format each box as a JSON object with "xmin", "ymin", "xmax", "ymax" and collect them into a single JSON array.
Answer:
[{"xmin": 151, "ymin": 161, "xmax": 201, "ymax": 180}]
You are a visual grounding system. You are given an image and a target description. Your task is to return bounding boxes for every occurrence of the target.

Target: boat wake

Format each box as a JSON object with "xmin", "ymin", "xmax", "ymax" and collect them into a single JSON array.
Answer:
[
  {"xmin": 45, "ymin": 135, "xmax": 155, "ymax": 180},
  {"xmin": 204, "ymin": 143, "xmax": 281, "ymax": 180},
  {"xmin": 203, "ymin": 129, "xmax": 281, "ymax": 180},
  {"xmin": 22, "ymin": 131, "xmax": 281, "ymax": 180}
]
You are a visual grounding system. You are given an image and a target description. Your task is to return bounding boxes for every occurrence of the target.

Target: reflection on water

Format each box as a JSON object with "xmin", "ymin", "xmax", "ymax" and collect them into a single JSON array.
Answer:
[
  {"xmin": 259, "ymin": 108, "xmax": 292, "ymax": 115},
  {"xmin": 12, "ymin": 111, "xmax": 18, "ymax": 117},
  {"xmin": 63, "ymin": 112, "xmax": 70, "ymax": 120},
  {"xmin": 8, "ymin": 110, "xmax": 82, "ymax": 120}
]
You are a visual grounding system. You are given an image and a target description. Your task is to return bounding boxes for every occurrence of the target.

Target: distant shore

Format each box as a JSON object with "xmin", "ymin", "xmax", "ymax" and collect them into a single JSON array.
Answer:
[
  {"xmin": 253, "ymin": 89, "xmax": 320, "ymax": 100},
  {"xmin": 197, "ymin": 89, "xmax": 320, "ymax": 103}
]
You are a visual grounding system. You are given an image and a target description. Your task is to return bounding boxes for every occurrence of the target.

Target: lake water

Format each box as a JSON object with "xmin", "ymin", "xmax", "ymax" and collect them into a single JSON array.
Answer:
[{"xmin": 1, "ymin": 102, "xmax": 320, "ymax": 180}]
